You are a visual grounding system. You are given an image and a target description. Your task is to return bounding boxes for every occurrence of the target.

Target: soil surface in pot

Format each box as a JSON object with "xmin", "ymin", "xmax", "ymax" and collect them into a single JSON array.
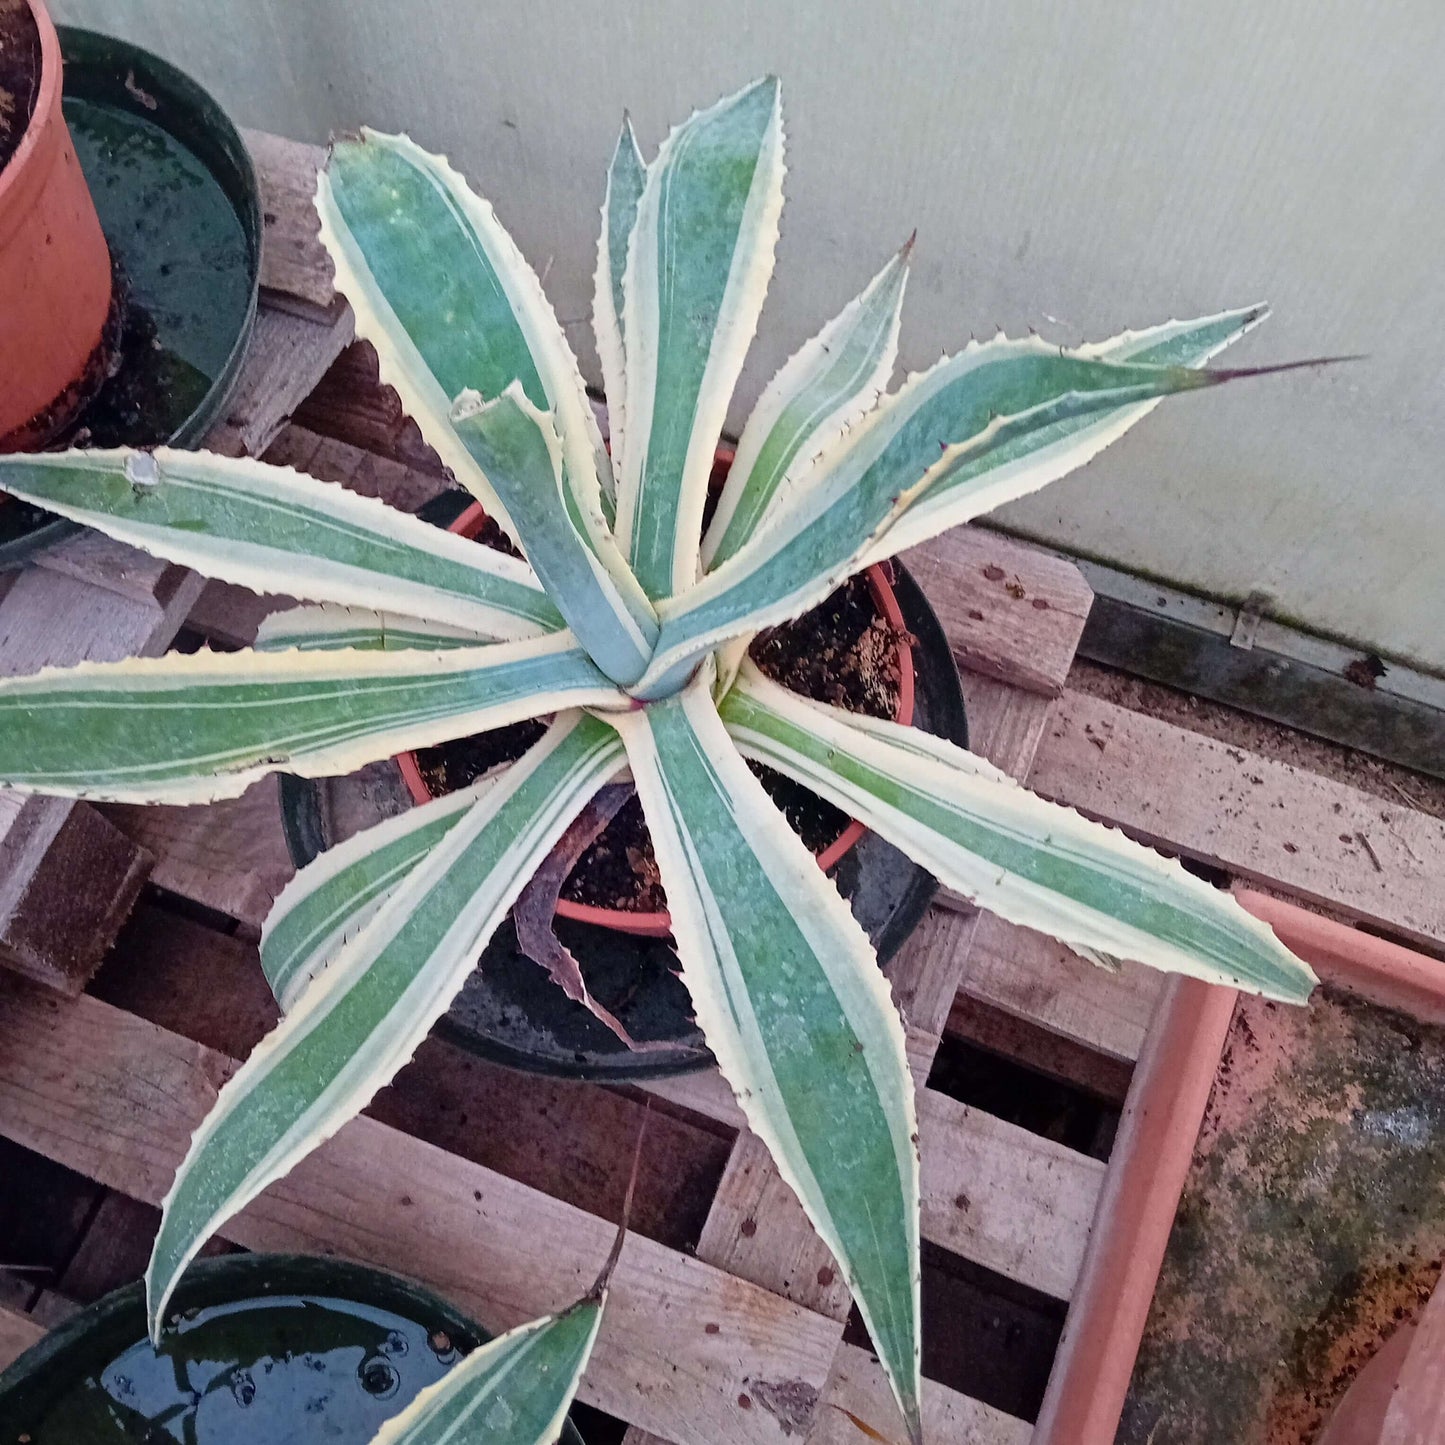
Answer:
[
  {"xmin": 413, "ymin": 569, "xmax": 910, "ymax": 912},
  {"xmin": 0, "ymin": 0, "xmax": 40, "ymax": 173}
]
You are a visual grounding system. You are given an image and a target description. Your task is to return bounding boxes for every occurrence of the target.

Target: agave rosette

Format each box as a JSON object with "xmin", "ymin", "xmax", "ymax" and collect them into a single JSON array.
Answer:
[{"xmin": 0, "ymin": 77, "xmax": 1315, "ymax": 1443}]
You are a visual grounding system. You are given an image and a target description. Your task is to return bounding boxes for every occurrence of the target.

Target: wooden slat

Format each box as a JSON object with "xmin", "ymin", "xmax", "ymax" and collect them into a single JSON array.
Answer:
[
  {"xmin": 691, "ymin": 1134, "xmax": 854, "ymax": 1320},
  {"xmin": 0, "ymin": 793, "xmax": 152, "ymax": 995},
  {"xmin": 958, "ymin": 913, "xmax": 1163, "ymax": 1065},
  {"xmin": 243, "ymin": 129, "xmax": 338, "ymax": 319},
  {"xmin": 918, "ymin": 1087, "xmax": 1103, "ymax": 1299},
  {"xmin": 184, "ymin": 579, "xmax": 287, "ymax": 651},
  {"xmin": 29, "ymin": 533, "xmax": 199, "ymax": 612},
  {"xmin": 0, "ymin": 984, "xmax": 839, "ymax": 1445},
  {"xmin": 0, "ymin": 550, "xmax": 202, "ymax": 673},
  {"xmin": 92, "ymin": 900, "xmax": 732, "ymax": 1252},
  {"xmin": 902, "ymin": 527, "xmax": 1093, "ymax": 698},
  {"xmin": 294, "ymin": 340, "xmax": 445, "ymax": 472},
  {"xmin": 945, "ymin": 991, "xmax": 1136, "ymax": 1105},
  {"xmin": 957, "ymin": 672, "xmax": 1060, "ymax": 812},
  {"xmin": 1030, "ymin": 690, "xmax": 1445, "ymax": 949},
  {"xmin": 207, "ymin": 304, "xmax": 356, "ymax": 460},
  {"xmin": 264, "ymin": 425, "xmax": 455, "ymax": 511},
  {"xmin": 643, "ymin": 1049, "xmax": 1101, "ymax": 1306},
  {"xmin": 810, "ymin": 1342, "xmax": 1032, "ymax": 1445},
  {"xmin": 0, "ymin": 1303, "xmax": 44, "ymax": 1371},
  {"xmin": 0, "ymin": 535, "xmax": 203, "ymax": 992},
  {"xmin": 103, "ymin": 777, "xmax": 295, "ymax": 932}
]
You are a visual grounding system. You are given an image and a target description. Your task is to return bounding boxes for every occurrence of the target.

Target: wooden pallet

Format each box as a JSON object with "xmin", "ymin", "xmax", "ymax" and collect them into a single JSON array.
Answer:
[{"xmin": 3, "ymin": 130, "xmax": 1444, "ymax": 1445}]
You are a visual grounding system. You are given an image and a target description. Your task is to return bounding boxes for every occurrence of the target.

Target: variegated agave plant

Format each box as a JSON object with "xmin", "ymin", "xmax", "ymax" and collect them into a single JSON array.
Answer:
[{"xmin": 0, "ymin": 78, "xmax": 1315, "ymax": 1442}]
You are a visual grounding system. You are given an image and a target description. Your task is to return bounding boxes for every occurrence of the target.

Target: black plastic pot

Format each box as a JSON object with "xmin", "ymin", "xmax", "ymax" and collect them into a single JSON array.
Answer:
[
  {"xmin": 0, "ymin": 27, "xmax": 261, "ymax": 568},
  {"xmin": 0, "ymin": 1253, "xmax": 586, "ymax": 1445},
  {"xmin": 281, "ymin": 494, "xmax": 968, "ymax": 1082}
]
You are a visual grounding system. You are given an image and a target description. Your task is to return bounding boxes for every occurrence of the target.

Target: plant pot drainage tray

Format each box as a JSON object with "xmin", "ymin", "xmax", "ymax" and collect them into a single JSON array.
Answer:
[{"xmin": 0, "ymin": 26, "xmax": 259, "ymax": 565}]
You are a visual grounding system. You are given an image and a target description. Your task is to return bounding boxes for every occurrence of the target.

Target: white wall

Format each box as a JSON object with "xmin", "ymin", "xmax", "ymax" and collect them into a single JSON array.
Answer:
[{"xmin": 56, "ymin": 0, "xmax": 1445, "ymax": 672}]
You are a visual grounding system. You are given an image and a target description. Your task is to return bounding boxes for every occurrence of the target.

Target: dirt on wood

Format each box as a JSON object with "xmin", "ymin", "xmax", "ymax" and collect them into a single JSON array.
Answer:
[{"xmin": 1070, "ymin": 658, "xmax": 1445, "ymax": 822}]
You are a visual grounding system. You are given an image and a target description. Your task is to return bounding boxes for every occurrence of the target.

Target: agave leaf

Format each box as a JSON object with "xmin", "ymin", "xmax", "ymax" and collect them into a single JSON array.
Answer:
[
  {"xmin": 318, "ymin": 131, "xmax": 618, "ymax": 577},
  {"xmin": 0, "ymin": 448, "xmax": 561, "ymax": 642},
  {"xmin": 593, "ymin": 116, "xmax": 647, "ymax": 483},
  {"xmin": 261, "ymin": 778, "xmax": 492, "ymax": 1012},
  {"xmin": 721, "ymin": 662, "xmax": 1316, "ymax": 1002},
  {"xmin": 635, "ymin": 314, "xmax": 1265, "ymax": 697},
  {"xmin": 255, "ymin": 604, "xmax": 493, "ymax": 653},
  {"xmin": 0, "ymin": 634, "xmax": 620, "ymax": 803},
  {"xmin": 367, "ymin": 1298, "xmax": 604, "ymax": 1445},
  {"xmin": 147, "ymin": 714, "xmax": 625, "ymax": 1337},
  {"xmin": 702, "ymin": 241, "xmax": 911, "ymax": 570},
  {"xmin": 614, "ymin": 677, "xmax": 922, "ymax": 1444},
  {"xmin": 451, "ymin": 385, "xmax": 657, "ymax": 686},
  {"xmin": 613, "ymin": 77, "xmax": 785, "ymax": 599},
  {"xmin": 862, "ymin": 302, "xmax": 1270, "ymax": 562}
]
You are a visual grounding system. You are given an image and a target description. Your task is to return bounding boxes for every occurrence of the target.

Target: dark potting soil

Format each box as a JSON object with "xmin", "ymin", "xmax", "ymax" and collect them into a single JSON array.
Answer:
[
  {"xmin": 411, "ymin": 566, "xmax": 911, "ymax": 913},
  {"xmin": 68, "ymin": 276, "xmax": 211, "ymax": 449},
  {"xmin": 0, "ymin": 0, "xmax": 40, "ymax": 175}
]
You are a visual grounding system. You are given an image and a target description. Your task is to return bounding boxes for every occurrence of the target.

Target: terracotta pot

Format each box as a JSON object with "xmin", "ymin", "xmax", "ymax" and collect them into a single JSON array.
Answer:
[
  {"xmin": 0, "ymin": 0, "xmax": 113, "ymax": 449},
  {"xmin": 397, "ymin": 496, "xmax": 918, "ymax": 938},
  {"xmin": 1035, "ymin": 892, "xmax": 1445, "ymax": 1445},
  {"xmin": 1317, "ymin": 1274, "xmax": 1445, "ymax": 1445}
]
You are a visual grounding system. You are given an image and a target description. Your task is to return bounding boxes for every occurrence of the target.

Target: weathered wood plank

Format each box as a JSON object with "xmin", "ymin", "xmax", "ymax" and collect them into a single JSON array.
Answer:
[
  {"xmin": 92, "ymin": 900, "xmax": 732, "ymax": 1251},
  {"xmin": 0, "ymin": 534, "xmax": 205, "ymax": 991},
  {"xmin": 294, "ymin": 340, "xmax": 444, "ymax": 471},
  {"xmin": 103, "ymin": 777, "xmax": 294, "ymax": 932},
  {"xmin": 0, "ymin": 1304, "xmax": 44, "ymax": 1371},
  {"xmin": 918, "ymin": 1087, "xmax": 1103, "ymax": 1300},
  {"xmin": 184, "ymin": 580, "xmax": 286, "ymax": 651},
  {"xmin": 207, "ymin": 304, "xmax": 356, "ymax": 460},
  {"xmin": 945, "ymin": 990, "xmax": 1137, "ymax": 1104},
  {"xmin": 0, "ymin": 984, "xmax": 841, "ymax": 1445},
  {"xmin": 809, "ymin": 1342, "xmax": 1032, "ymax": 1445},
  {"xmin": 242, "ymin": 129, "xmax": 337, "ymax": 319},
  {"xmin": 264, "ymin": 425, "xmax": 455, "ymax": 511},
  {"xmin": 0, "ymin": 795, "xmax": 152, "ymax": 995},
  {"xmin": 958, "ymin": 913, "xmax": 1163, "ymax": 1065},
  {"xmin": 30, "ymin": 534, "xmax": 198, "ymax": 612},
  {"xmin": 1030, "ymin": 690, "xmax": 1445, "ymax": 948},
  {"xmin": 902, "ymin": 527, "xmax": 1093, "ymax": 698},
  {"xmin": 0, "ymin": 547, "xmax": 204, "ymax": 673},
  {"xmin": 640, "ymin": 1028, "xmax": 1100, "ymax": 1301},
  {"xmin": 692, "ymin": 1133, "xmax": 854, "ymax": 1319}
]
